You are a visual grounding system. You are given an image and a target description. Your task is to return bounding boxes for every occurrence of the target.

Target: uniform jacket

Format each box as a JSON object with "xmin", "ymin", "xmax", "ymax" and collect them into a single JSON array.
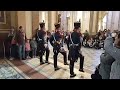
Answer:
[
  {"xmin": 68, "ymin": 31, "xmax": 82, "ymax": 60},
  {"xmin": 37, "ymin": 29, "xmax": 47, "ymax": 44},
  {"xmin": 50, "ymin": 31, "xmax": 63, "ymax": 48}
]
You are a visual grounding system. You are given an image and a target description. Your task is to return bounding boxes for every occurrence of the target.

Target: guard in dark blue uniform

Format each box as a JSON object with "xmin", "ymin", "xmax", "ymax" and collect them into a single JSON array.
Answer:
[
  {"xmin": 68, "ymin": 22, "xmax": 84, "ymax": 78},
  {"xmin": 50, "ymin": 23, "xmax": 69, "ymax": 71},
  {"xmin": 37, "ymin": 22, "xmax": 50, "ymax": 65}
]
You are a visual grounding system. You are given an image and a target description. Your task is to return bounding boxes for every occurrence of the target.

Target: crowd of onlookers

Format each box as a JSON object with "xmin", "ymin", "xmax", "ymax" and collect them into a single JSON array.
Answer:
[
  {"xmin": 82, "ymin": 29, "xmax": 119, "ymax": 49},
  {"xmin": 4, "ymin": 26, "xmax": 38, "ymax": 60}
]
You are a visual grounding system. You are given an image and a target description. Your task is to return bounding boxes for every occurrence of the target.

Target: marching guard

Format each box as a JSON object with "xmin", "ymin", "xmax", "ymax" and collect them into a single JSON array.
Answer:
[
  {"xmin": 50, "ymin": 23, "xmax": 69, "ymax": 71},
  {"xmin": 37, "ymin": 22, "xmax": 50, "ymax": 65},
  {"xmin": 68, "ymin": 22, "xmax": 84, "ymax": 77}
]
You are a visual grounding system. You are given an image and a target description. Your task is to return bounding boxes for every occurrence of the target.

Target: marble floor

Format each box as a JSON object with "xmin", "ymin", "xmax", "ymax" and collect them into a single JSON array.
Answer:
[
  {"xmin": 0, "ymin": 60, "xmax": 25, "ymax": 79},
  {"xmin": 0, "ymin": 43, "xmax": 104, "ymax": 79}
]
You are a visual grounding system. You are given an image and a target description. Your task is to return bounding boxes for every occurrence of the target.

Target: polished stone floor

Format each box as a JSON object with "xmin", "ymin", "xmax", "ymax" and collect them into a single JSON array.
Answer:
[
  {"xmin": 0, "ymin": 43, "xmax": 104, "ymax": 79},
  {"xmin": 0, "ymin": 60, "xmax": 25, "ymax": 79}
]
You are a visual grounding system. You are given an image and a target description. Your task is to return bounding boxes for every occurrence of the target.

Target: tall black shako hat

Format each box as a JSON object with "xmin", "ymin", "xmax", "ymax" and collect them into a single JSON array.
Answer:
[
  {"xmin": 54, "ymin": 23, "xmax": 60, "ymax": 29},
  {"xmin": 39, "ymin": 22, "xmax": 45, "ymax": 28},
  {"xmin": 74, "ymin": 22, "xmax": 81, "ymax": 29}
]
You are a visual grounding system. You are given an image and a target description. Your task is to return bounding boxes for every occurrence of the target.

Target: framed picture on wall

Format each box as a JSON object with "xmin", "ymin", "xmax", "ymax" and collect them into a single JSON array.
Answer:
[{"xmin": 0, "ymin": 11, "xmax": 6, "ymax": 24}]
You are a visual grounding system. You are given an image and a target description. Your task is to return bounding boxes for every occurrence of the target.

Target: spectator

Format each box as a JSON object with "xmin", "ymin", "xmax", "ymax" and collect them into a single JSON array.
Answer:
[
  {"xmin": 104, "ymin": 31, "xmax": 120, "ymax": 79},
  {"xmin": 25, "ymin": 39, "xmax": 31, "ymax": 59},
  {"xmin": 30, "ymin": 37, "xmax": 37, "ymax": 58},
  {"xmin": 16, "ymin": 26, "xmax": 26, "ymax": 60},
  {"xmin": 8, "ymin": 26, "xmax": 16, "ymax": 60}
]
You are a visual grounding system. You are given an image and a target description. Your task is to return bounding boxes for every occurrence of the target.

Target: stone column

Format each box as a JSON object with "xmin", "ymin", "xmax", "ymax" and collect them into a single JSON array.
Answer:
[
  {"xmin": 17, "ymin": 11, "xmax": 33, "ymax": 39},
  {"xmin": 48, "ymin": 11, "xmax": 57, "ymax": 31},
  {"xmin": 106, "ymin": 11, "xmax": 120, "ymax": 31},
  {"xmin": 45, "ymin": 11, "xmax": 48, "ymax": 30},
  {"xmin": 39, "ymin": 11, "xmax": 42, "ymax": 23},
  {"xmin": 17, "ymin": 11, "xmax": 26, "ymax": 30},
  {"xmin": 112, "ymin": 11, "xmax": 119, "ymax": 30},
  {"xmin": 118, "ymin": 12, "xmax": 120, "ymax": 31},
  {"xmin": 106, "ymin": 11, "xmax": 112, "ymax": 30},
  {"xmin": 89, "ymin": 11, "xmax": 94, "ymax": 35},
  {"xmin": 25, "ymin": 11, "xmax": 32, "ymax": 39},
  {"xmin": 72, "ymin": 11, "xmax": 77, "ymax": 28},
  {"xmin": 95, "ymin": 11, "xmax": 99, "ymax": 33},
  {"xmin": 82, "ymin": 11, "xmax": 90, "ymax": 33},
  {"xmin": 61, "ymin": 11, "xmax": 67, "ymax": 31},
  {"xmin": 89, "ymin": 11, "xmax": 99, "ymax": 35},
  {"xmin": 32, "ymin": 11, "xmax": 39, "ymax": 36},
  {"xmin": 69, "ymin": 11, "xmax": 73, "ymax": 31},
  {"xmin": 10, "ymin": 11, "xmax": 18, "ymax": 28}
]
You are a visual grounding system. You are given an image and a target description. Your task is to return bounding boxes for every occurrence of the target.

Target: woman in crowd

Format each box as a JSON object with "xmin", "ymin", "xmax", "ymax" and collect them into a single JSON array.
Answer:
[
  {"xmin": 30, "ymin": 37, "xmax": 37, "ymax": 58},
  {"xmin": 8, "ymin": 26, "xmax": 16, "ymax": 60},
  {"xmin": 25, "ymin": 39, "xmax": 31, "ymax": 59}
]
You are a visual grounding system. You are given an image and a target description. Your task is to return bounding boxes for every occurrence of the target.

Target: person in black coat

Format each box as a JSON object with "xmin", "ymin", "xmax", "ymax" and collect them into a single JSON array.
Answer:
[
  {"xmin": 37, "ymin": 22, "xmax": 50, "ymax": 65},
  {"xmin": 49, "ymin": 23, "xmax": 69, "ymax": 71},
  {"xmin": 68, "ymin": 22, "xmax": 84, "ymax": 78}
]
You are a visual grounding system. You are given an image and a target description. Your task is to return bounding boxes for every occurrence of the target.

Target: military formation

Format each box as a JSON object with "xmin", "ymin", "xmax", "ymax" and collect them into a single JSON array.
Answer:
[{"xmin": 36, "ymin": 21, "xmax": 84, "ymax": 78}]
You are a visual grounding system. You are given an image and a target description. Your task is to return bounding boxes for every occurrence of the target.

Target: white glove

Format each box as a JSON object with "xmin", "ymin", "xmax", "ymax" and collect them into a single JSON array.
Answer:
[
  {"xmin": 66, "ymin": 36, "xmax": 68, "ymax": 39},
  {"xmin": 44, "ymin": 44, "xmax": 48, "ymax": 48},
  {"xmin": 60, "ymin": 47, "xmax": 64, "ymax": 52}
]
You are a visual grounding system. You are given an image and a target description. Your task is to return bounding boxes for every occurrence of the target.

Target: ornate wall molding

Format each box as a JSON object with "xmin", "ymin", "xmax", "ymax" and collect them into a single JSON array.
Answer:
[{"xmin": 0, "ymin": 11, "xmax": 6, "ymax": 24}]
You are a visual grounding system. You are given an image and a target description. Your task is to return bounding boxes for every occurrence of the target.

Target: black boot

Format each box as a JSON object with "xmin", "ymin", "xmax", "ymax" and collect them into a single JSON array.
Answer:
[
  {"xmin": 45, "ymin": 61, "xmax": 50, "ymax": 64},
  {"xmin": 79, "ymin": 69, "xmax": 84, "ymax": 72},
  {"xmin": 64, "ymin": 62, "xmax": 69, "ymax": 65},
  {"xmin": 54, "ymin": 67, "xmax": 60, "ymax": 71},
  {"xmin": 70, "ymin": 73, "xmax": 76, "ymax": 78},
  {"xmin": 40, "ymin": 62, "xmax": 45, "ymax": 65}
]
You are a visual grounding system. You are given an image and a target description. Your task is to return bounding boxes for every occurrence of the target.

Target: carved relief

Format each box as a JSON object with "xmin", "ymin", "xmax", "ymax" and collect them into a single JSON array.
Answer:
[{"xmin": 0, "ymin": 11, "xmax": 6, "ymax": 24}]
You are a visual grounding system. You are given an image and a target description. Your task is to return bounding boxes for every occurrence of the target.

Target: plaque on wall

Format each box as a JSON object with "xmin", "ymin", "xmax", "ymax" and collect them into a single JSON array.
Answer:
[{"xmin": 0, "ymin": 11, "xmax": 6, "ymax": 24}]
